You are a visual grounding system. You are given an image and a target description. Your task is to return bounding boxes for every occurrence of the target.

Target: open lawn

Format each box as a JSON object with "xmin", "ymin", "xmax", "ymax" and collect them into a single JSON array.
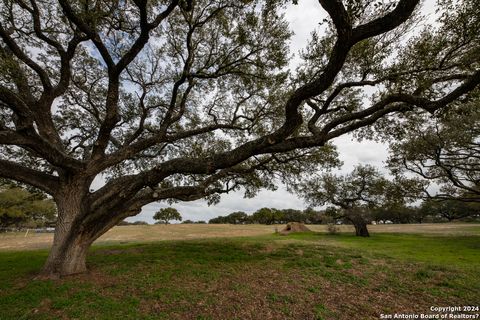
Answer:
[
  {"xmin": 0, "ymin": 224, "xmax": 479, "ymax": 319},
  {"xmin": 1, "ymin": 223, "xmax": 479, "ymax": 251}
]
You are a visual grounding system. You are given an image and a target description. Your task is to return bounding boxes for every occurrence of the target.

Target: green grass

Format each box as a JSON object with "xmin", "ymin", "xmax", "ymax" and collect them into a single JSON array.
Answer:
[
  {"xmin": 0, "ymin": 232, "xmax": 479, "ymax": 319},
  {"xmin": 333, "ymin": 233, "xmax": 480, "ymax": 266}
]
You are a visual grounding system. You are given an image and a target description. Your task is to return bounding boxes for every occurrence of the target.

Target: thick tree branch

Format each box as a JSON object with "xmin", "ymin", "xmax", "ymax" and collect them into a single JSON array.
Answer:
[
  {"xmin": 0, "ymin": 159, "xmax": 59, "ymax": 194},
  {"xmin": 351, "ymin": 0, "xmax": 420, "ymax": 42}
]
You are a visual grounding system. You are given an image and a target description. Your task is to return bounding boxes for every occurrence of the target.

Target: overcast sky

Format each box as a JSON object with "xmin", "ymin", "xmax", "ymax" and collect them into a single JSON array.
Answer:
[
  {"xmin": 128, "ymin": 137, "xmax": 389, "ymax": 223},
  {"xmin": 126, "ymin": 0, "xmax": 438, "ymax": 223}
]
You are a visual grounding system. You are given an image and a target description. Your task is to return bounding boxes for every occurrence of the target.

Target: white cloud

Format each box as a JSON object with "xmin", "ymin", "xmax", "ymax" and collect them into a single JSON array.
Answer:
[
  {"xmin": 284, "ymin": 0, "xmax": 326, "ymax": 67},
  {"xmin": 333, "ymin": 135, "xmax": 389, "ymax": 173}
]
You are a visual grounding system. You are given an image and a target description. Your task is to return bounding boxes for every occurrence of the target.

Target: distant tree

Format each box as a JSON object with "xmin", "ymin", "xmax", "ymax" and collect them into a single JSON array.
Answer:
[
  {"xmin": 208, "ymin": 216, "xmax": 226, "ymax": 224},
  {"xmin": 280, "ymin": 209, "xmax": 305, "ymax": 223},
  {"xmin": 302, "ymin": 208, "xmax": 324, "ymax": 224},
  {"xmin": 372, "ymin": 204, "xmax": 422, "ymax": 224},
  {"xmin": 409, "ymin": 206, "xmax": 433, "ymax": 224},
  {"xmin": 117, "ymin": 220, "xmax": 149, "ymax": 225},
  {"xmin": 251, "ymin": 208, "xmax": 282, "ymax": 225},
  {"xmin": 0, "ymin": 184, "xmax": 56, "ymax": 228},
  {"xmin": 419, "ymin": 199, "xmax": 480, "ymax": 222},
  {"xmin": 225, "ymin": 211, "xmax": 249, "ymax": 224},
  {"xmin": 208, "ymin": 208, "xmax": 327, "ymax": 225},
  {"xmin": 131, "ymin": 221, "xmax": 149, "ymax": 225},
  {"xmin": 183, "ymin": 219, "xmax": 206, "ymax": 224},
  {"xmin": 208, "ymin": 211, "xmax": 248, "ymax": 224},
  {"xmin": 153, "ymin": 208, "xmax": 182, "ymax": 224},
  {"xmin": 371, "ymin": 207, "xmax": 393, "ymax": 224}
]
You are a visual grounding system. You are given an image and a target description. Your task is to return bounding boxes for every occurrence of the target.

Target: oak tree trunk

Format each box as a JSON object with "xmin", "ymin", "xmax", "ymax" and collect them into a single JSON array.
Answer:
[
  {"xmin": 40, "ymin": 188, "xmax": 89, "ymax": 277},
  {"xmin": 345, "ymin": 210, "xmax": 370, "ymax": 237},
  {"xmin": 39, "ymin": 177, "xmax": 139, "ymax": 278},
  {"xmin": 41, "ymin": 229, "xmax": 92, "ymax": 277},
  {"xmin": 353, "ymin": 222, "xmax": 370, "ymax": 237}
]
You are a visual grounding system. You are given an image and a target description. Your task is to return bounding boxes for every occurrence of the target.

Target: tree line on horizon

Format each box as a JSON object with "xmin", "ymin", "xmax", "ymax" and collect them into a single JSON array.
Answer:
[
  {"xmin": 117, "ymin": 201, "xmax": 480, "ymax": 226},
  {"xmin": 206, "ymin": 202, "xmax": 480, "ymax": 226}
]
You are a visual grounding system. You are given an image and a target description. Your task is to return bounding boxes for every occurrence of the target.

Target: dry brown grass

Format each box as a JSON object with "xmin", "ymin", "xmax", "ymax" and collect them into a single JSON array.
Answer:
[{"xmin": 0, "ymin": 223, "xmax": 478, "ymax": 251}]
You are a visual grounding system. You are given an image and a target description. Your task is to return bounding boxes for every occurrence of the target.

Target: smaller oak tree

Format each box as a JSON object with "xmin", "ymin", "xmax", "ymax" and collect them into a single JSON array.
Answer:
[
  {"xmin": 297, "ymin": 165, "xmax": 416, "ymax": 237},
  {"xmin": 153, "ymin": 207, "xmax": 182, "ymax": 224}
]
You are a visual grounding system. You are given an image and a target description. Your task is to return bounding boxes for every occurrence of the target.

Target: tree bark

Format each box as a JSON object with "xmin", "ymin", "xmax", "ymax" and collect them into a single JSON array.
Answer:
[
  {"xmin": 41, "ymin": 230, "xmax": 92, "ymax": 277},
  {"xmin": 40, "ymin": 186, "xmax": 94, "ymax": 278}
]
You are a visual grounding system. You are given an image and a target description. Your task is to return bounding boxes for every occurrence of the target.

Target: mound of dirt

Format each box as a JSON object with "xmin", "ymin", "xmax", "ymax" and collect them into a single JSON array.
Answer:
[{"xmin": 279, "ymin": 222, "xmax": 311, "ymax": 235}]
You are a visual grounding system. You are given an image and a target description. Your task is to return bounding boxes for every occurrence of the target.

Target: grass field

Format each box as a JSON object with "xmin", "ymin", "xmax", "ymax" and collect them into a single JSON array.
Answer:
[
  {"xmin": 1, "ymin": 223, "xmax": 479, "ymax": 251},
  {"xmin": 0, "ymin": 224, "xmax": 479, "ymax": 319}
]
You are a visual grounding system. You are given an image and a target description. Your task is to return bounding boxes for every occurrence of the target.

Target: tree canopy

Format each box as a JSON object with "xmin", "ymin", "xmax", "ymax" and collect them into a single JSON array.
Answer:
[
  {"xmin": 419, "ymin": 199, "xmax": 480, "ymax": 222},
  {"xmin": 0, "ymin": 182, "xmax": 56, "ymax": 228},
  {"xmin": 153, "ymin": 207, "xmax": 182, "ymax": 224},
  {"xmin": 208, "ymin": 211, "xmax": 249, "ymax": 224},
  {"xmin": 1, "ymin": 0, "xmax": 479, "ymax": 276},
  {"xmin": 388, "ymin": 103, "xmax": 480, "ymax": 202}
]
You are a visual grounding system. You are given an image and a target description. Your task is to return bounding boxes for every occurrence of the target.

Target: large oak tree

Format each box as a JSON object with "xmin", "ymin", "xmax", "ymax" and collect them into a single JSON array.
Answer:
[{"xmin": 1, "ymin": 0, "xmax": 479, "ymax": 277}]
